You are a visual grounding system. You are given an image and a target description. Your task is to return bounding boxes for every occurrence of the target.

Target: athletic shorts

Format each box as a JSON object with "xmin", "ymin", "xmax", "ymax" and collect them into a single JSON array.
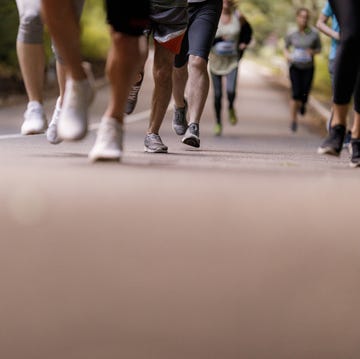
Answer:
[
  {"xmin": 105, "ymin": 0, "xmax": 151, "ymax": 36},
  {"xmin": 289, "ymin": 65, "xmax": 314, "ymax": 103},
  {"xmin": 150, "ymin": 4, "xmax": 188, "ymax": 54},
  {"xmin": 175, "ymin": 0, "xmax": 222, "ymax": 67}
]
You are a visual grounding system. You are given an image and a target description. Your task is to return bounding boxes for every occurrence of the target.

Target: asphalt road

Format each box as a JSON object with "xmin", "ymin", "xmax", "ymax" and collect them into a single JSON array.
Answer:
[{"xmin": 1, "ymin": 57, "xmax": 359, "ymax": 359}]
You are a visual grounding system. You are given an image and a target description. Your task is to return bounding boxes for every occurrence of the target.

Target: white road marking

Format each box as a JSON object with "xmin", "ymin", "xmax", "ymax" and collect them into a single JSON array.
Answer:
[{"xmin": 0, "ymin": 105, "xmax": 173, "ymax": 141}]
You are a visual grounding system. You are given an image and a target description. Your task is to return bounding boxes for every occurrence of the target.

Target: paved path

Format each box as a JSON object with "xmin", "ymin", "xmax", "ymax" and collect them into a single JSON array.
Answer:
[{"xmin": 1, "ymin": 57, "xmax": 359, "ymax": 359}]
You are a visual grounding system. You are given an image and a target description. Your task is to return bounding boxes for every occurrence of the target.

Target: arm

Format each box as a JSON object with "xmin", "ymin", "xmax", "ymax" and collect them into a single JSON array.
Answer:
[
  {"xmin": 238, "ymin": 15, "xmax": 253, "ymax": 48},
  {"xmin": 316, "ymin": 13, "xmax": 340, "ymax": 41},
  {"xmin": 283, "ymin": 34, "xmax": 292, "ymax": 62}
]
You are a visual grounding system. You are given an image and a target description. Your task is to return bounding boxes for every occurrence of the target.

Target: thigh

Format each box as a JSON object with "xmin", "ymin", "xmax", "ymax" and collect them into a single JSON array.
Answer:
[
  {"xmin": 105, "ymin": 0, "xmax": 150, "ymax": 36},
  {"xmin": 330, "ymin": 0, "xmax": 360, "ymax": 35},
  {"xmin": 15, "ymin": 0, "xmax": 41, "ymax": 17},
  {"xmin": 187, "ymin": 0, "xmax": 222, "ymax": 60}
]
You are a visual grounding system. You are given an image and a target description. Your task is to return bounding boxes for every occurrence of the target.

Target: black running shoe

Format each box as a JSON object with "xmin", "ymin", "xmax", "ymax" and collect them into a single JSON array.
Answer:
[
  {"xmin": 317, "ymin": 124, "xmax": 346, "ymax": 156},
  {"xmin": 349, "ymin": 139, "xmax": 360, "ymax": 168}
]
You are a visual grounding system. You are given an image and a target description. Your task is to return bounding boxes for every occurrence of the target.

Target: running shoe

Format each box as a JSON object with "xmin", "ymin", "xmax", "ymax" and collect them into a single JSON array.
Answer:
[
  {"xmin": 343, "ymin": 130, "xmax": 352, "ymax": 150},
  {"xmin": 349, "ymin": 139, "xmax": 360, "ymax": 168},
  {"xmin": 46, "ymin": 97, "xmax": 63, "ymax": 144},
  {"xmin": 88, "ymin": 117, "xmax": 123, "ymax": 162},
  {"xmin": 182, "ymin": 122, "xmax": 200, "ymax": 148},
  {"xmin": 317, "ymin": 124, "xmax": 346, "ymax": 156},
  {"xmin": 144, "ymin": 133, "xmax": 168, "ymax": 153},
  {"xmin": 125, "ymin": 71, "xmax": 144, "ymax": 115},
  {"xmin": 57, "ymin": 62, "xmax": 95, "ymax": 141},
  {"xmin": 214, "ymin": 123, "xmax": 222, "ymax": 136},
  {"xmin": 173, "ymin": 99, "xmax": 188, "ymax": 135},
  {"xmin": 290, "ymin": 121, "xmax": 298, "ymax": 132},
  {"xmin": 228, "ymin": 108, "xmax": 238, "ymax": 125},
  {"xmin": 21, "ymin": 101, "xmax": 47, "ymax": 135}
]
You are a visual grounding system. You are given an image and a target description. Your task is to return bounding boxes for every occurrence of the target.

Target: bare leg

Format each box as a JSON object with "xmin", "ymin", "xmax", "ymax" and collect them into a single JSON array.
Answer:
[
  {"xmin": 105, "ymin": 31, "xmax": 148, "ymax": 123},
  {"xmin": 331, "ymin": 103, "xmax": 349, "ymax": 127},
  {"xmin": 41, "ymin": 0, "xmax": 86, "ymax": 80},
  {"xmin": 186, "ymin": 55, "xmax": 209, "ymax": 124},
  {"xmin": 148, "ymin": 43, "xmax": 175, "ymax": 134},
  {"xmin": 56, "ymin": 61, "xmax": 67, "ymax": 104},
  {"xmin": 351, "ymin": 111, "xmax": 360, "ymax": 138},
  {"xmin": 16, "ymin": 42, "xmax": 45, "ymax": 103},
  {"xmin": 172, "ymin": 64, "xmax": 188, "ymax": 108}
]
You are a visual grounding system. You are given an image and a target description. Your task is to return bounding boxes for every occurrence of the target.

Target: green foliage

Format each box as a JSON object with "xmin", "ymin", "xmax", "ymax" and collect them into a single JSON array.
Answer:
[
  {"xmin": 80, "ymin": 0, "xmax": 110, "ymax": 60},
  {"xmin": 0, "ymin": 0, "xmax": 19, "ymax": 75}
]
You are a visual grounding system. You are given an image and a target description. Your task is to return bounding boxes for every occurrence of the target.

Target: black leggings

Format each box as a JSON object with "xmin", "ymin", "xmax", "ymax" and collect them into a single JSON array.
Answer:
[
  {"xmin": 329, "ymin": 0, "xmax": 360, "ymax": 113},
  {"xmin": 289, "ymin": 66, "xmax": 314, "ymax": 104},
  {"xmin": 211, "ymin": 67, "xmax": 238, "ymax": 124}
]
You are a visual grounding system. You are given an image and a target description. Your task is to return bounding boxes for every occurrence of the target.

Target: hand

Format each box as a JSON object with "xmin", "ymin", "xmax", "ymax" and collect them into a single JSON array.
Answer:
[
  {"xmin": 333, "ymin": 31, "xmax": 340, "ymax": 41},
  {"xmin": 239, "ymin": 43, "xmax": 247, "ymax": 51}
]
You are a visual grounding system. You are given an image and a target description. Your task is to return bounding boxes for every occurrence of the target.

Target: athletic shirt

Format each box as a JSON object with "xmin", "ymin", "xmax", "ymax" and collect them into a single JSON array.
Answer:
[
  {"xmin": 285, "ymin": 27, "xmax": 322, "ymax": 69},
  {"xmin": 322, "ymin": 1, "xmax": 340, "ymax": 61},
  {"xmin": 209, "ymin": 13, "xmax": 241, "ymax": 75}
]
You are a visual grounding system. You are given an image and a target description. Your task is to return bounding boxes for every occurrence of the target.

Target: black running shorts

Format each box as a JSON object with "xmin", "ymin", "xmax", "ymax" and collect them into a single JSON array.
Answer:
[{"xmin": 105, "ymin": 0, "xmax": 150, "ymax": 36}]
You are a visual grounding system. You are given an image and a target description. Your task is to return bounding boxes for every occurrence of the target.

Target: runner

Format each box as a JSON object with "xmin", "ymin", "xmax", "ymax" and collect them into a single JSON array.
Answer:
[
  {"xmin": 284, "ymin": 7, "xmax": 321, "ymax": 132},
  {"xmin": 209, "ymin": 0, "xmax": 252, "ymax": 136},
  {"xmin": 15, "ymin": 0, "xmax": 84, "ymax": 144},
  {"xmin": 316, "ymin": 1, "xmax": 352, "ymax": 148},
  {"xmin": 42, "ymin": 0, "xmax": 153, "ymax": 161},
  {"xmin": 142, "ymin": 0, "xmax": 188, "ymax": 153},
  {"xmin": 317, "ymin": 0, "xmax": 360, "ymax": 167},
  {"xmin": 172, "ymin": 0, "xmax": 222, "ymax": 148}
]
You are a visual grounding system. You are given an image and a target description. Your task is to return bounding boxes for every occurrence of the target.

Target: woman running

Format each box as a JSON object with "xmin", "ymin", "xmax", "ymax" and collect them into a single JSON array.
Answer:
[{"xmin": 317, "ymin": 0, "xmax": 360, "ymax": 168}]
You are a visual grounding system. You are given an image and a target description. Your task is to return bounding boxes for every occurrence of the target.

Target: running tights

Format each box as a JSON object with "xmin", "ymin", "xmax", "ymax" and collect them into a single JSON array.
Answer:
[{"xmin": 329, "ymin": 0, "xmax": 360, "ymax": 113}]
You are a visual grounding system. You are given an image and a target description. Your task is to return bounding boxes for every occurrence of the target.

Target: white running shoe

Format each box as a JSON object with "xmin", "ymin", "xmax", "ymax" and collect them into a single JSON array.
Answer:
[
  {"xmin": 46, "ymin": 97, "xmax": 63, "ymax": 145},
  {"xmin": 21, "ymin": 101, "xmax": 47, "ymax": 135},
  {"xmin": 57, "ymin": 63, "xmax": 95, "ymax": 141},
  {"xmin": 88, "ymin": 117, "xmax": 123, "ymax": 162}
]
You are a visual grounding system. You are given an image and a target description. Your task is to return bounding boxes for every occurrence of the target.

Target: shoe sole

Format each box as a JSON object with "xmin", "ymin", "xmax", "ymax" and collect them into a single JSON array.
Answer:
[
  {"xmin": 182, "ymin": 136, "xmax": 200, "ymax": 148},
  {"xmin": 89, "ymin": 152, "xmax": 122, "ymax": 162},
  {"xmin": 144, "ymin": 146, "xmax": 168, "ymax": 153},
  {"xmin": 349, "ymin": 161, "xmax": 360, "ymax": 168},
  {"xmin": 89, "ymin": 156, "xmax": 121, "ymax": 163},
  {"xmin": 21, "ymin": 129, "xmax": 46, "ymax": 135},
  {"xmin": 317, "ymin": 147, "xmax": 340, "ymax": 156}
]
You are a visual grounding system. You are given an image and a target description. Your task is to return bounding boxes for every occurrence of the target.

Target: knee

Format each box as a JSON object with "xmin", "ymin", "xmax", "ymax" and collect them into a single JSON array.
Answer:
[
  {"xmin": 18, "ymin": 11, "xmax": 43, "ymax": 44},
  {"xmin": 189, "ymin": 55, "xmax": 207, "ymax": 73}
]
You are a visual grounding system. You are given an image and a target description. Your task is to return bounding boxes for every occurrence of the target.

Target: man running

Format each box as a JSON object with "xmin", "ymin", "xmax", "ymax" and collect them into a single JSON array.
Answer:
[
  {"xmin": 172, "ymin": 0, "xmax": 223, "ymax": 148},
  {"xmin": 42, "ymin": 0, "xmax": 151, "ymax": 162}
]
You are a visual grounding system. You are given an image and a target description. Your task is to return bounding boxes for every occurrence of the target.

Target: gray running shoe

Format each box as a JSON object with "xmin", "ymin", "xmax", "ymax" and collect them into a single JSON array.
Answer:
[
  {"xmin": 173, "ymin": 100, "xmax": 188, "ymax": 135},
  {"xmin": 125, "ymin": 71, "xmax": 144, "ymax": 115},
  {"xmin": 182, "ymin": 122, "xmax": 200, "ymax": 148},
  {"xmin": 144, "ymin": 133, "xmax": 168, "ymax": 153}
]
